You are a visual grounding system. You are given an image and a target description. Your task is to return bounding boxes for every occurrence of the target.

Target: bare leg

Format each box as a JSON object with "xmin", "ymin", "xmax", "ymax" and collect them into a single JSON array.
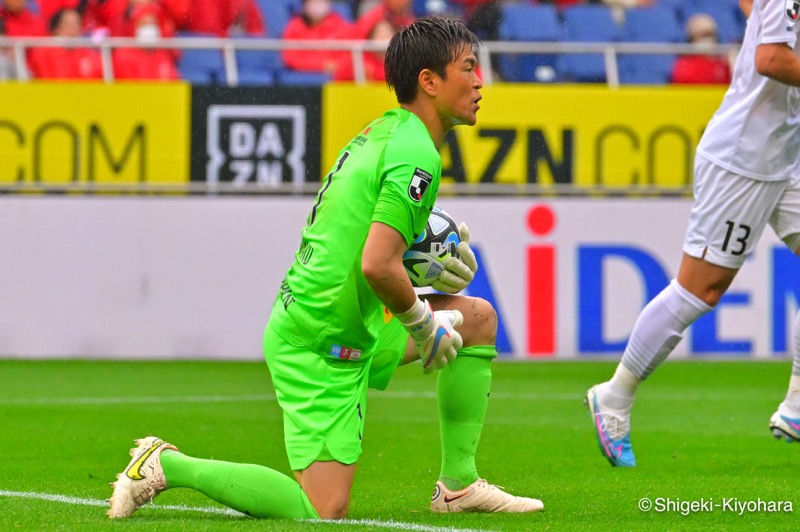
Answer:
[{"xmin": 294, "ymin": 461, "xmax": 356, "ymax": 519}]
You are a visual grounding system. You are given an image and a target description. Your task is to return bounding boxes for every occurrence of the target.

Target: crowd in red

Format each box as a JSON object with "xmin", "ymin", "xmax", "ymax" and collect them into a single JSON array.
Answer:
[
  {"xmin": 0, "ymin": 0, "xmax": 731, "ymax": 84},
  {"xmin": 0, "ymin": 0, "xmax": 413, "ymax": 81},
  {"xmin": 0, "ymin": 0, "xmax": 273, "ymax": 80}
]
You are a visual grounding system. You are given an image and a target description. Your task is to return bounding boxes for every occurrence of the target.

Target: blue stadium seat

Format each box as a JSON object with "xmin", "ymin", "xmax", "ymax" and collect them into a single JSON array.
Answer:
[
  {"xmin": 332, "ymin": 1, "xmax": 354, "ymax": 22},
  {"xmin": 558, "ymin": 5, "xmax": 619, "ymax": 83},
  {"xmin": 278, "ymin": 70, "xmax": 332, "ymax": 86},
  {"xmin": 623, "ymin": 6, "xmax": 683, "ymax": 43},
  {"xmin": 176, "ymin": 32, "xmax": 226, "ymax": 85},
  {"xmin": 618, "ymin": 7, "xmax": 681, "ymax": 85},
  {"xmin": 259, "ymin": 0, "xmax": 293, "ymax": 38},
  {"xmin": 237, "ymin": 47, "xmax": 281, "ymax": 86},
  {"xmin": 498, "ymin": 4, "xmax": 562, "ymax": 82},
  {"xmin": 237, "ymin": 69, "xmax": 276, "ymax": 86},
  {"xmin": 660, "ymin": 0, "xmax": 690, "ymax": 20},
  {"xmin": 682, "ymin": 0, "xmax": 745, "ymax": 43},
  {"xmin": 413, "ymin": 0, "xmax": 458, "ymax": 17}
]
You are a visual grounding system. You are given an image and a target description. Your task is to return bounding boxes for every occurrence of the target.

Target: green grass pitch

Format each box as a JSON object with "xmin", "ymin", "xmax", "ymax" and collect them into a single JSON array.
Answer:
[{"xmin": 1, "ymin": 359, "xmax": 798, "ymax": 531}]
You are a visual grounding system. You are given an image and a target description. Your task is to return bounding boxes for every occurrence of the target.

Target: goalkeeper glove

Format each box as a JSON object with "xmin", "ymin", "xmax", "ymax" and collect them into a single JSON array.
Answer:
[
  {"xmin": 396, "ymin": 298, "xmax": 463, "ymax": 373},
  {"xmin": 431, "ymin": 222, "xmax": 479, "ymax": 294}
]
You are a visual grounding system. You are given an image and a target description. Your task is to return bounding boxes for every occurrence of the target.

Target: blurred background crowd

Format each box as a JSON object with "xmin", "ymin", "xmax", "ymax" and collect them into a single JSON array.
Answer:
[{"xmin": 0, "ymin": 0, "xmax": 743, "ymax": 84}]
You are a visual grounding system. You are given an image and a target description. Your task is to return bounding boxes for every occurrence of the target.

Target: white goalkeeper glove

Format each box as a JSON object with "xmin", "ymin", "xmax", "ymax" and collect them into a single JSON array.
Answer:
[
  {"xmin": 396, "ymin": 298, "xmax": 463, "ymax": 373},
  {"xmin": 431, "ymin": 222, "xmax": 479, "ymax": 294}
]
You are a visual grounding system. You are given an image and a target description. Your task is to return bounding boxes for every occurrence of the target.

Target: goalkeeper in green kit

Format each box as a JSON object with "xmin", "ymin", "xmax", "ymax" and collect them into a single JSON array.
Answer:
[{"xmin": 108, "ymin": 16, "xmax": 543, "ymax": 521}]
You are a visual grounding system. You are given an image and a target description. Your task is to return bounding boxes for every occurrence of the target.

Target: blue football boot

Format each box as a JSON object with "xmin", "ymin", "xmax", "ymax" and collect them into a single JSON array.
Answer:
[{"xmin": 585, "ymin": 385, "xmax": 636, "ymax": 467}]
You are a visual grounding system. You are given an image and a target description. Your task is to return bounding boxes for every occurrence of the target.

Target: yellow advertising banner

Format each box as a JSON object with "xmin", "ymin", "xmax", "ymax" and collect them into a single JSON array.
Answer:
[
  {"xmin": 0, "ymin": 82, "xmax": 189, "ymax": 187},
  {"xmin": 323, "ymin": 84, "xmax": 727, "ymax": 189}
]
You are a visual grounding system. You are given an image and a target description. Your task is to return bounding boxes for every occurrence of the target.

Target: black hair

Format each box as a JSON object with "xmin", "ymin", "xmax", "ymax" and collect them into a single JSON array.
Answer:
[
  {"xmin": 48, "ymin": 8, "xmax": 79, "ymax": 34},
  {"xmin": 385, "ymin": 16, "xmax": 481, "ymax": 104},
  {"xmin": 0, "ymin": 18, "xmax": 6, "ymax": 36}
]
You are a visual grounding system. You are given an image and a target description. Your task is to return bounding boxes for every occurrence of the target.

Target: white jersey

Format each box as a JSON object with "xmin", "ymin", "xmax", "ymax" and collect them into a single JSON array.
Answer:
[{"xmin": 697, "ymin": 0, "xmax": 800, "ymax": 181}]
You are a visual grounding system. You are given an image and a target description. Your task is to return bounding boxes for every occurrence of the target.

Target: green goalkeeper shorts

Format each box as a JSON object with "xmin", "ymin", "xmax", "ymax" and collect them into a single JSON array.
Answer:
[{"xmin": 263, "ymin": 300, "xmax": 408, "ymax": 470}]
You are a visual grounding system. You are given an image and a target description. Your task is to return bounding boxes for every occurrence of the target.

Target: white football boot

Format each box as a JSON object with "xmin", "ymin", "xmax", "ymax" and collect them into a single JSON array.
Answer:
[
  {"xmin": 770, "ymin": 403, "xmax": 800, "ymax": 443},
  {"xmin": 430, "ymin": 478, "xmax": 543, "ymax": 513},
  {"xmin": 107, "ymin": 436, "xmax": 178, "ymax": 518}
]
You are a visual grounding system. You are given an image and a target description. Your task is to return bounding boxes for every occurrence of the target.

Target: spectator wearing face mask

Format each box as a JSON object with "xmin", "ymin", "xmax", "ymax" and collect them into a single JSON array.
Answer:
[
  {"xmin": 30, "ymin": 8, "xmax": 103, "ymax": 79},
  {"xmin": 671, "ymin": 13, "xmax": 732, "ymax": 85},
  {"xmin": 118, "ymin": 0, "xmax": 181, "ymax": 38},
  {"xmin": 112, "ymin": 3, "xmax": 179, "ymax": 80},
  {"xmin": 37, "ymin": 0, "xmax": 185, "ymax": 38},
  {"xmin": 282, "ymin": 0, "xmax": 352, "ymax": 78}
]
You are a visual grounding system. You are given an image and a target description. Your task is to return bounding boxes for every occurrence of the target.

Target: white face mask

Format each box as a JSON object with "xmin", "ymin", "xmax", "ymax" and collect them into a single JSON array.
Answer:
[
  {"xmin": 136, "ymin": 24, "xmax": 161, "ymax": 43},
  {"xmin": 305, "ymin": 0, "xmax": 331, "ymax": 22},
  {"xmin": 693, "ymin": 36, "xmax": 718, "ymax": 51}
]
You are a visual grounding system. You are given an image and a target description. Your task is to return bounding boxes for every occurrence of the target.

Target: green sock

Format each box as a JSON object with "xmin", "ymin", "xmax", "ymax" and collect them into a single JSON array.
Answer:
[
  {"xmin": 436, "ymin": 345, "xmax": 496, "ymax": 490},
  {"xmin": 160, "ymin": 450, "xmax": 319, "ymax": 519}
]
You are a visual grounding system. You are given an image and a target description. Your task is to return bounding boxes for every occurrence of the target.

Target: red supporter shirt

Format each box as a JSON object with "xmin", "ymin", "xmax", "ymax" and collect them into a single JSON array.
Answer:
[
  {"xmin": 282, "ymin": 13, "xmax": 352, "ymax": 75},
  {"xmin": 335, "ymin": 51, "xmax": 386, "ymax": 82},
  {"xmin": 671, "ymin": 55, "xmax": 731, "ymax": 85},
  {"xmin": 30, "ymin": 47, "xmax": 103, "ymax": 79},
  {"xmin": 360, "ymin": 3, "xmax": 414, "ymax": 31},
  {"xmin": 113, "ymin": 48, "xmax": 178, "ymax": 80},
  {"xmin": 38, "ymin": 0, "xmax": 184, "ymax": 36},
  {"xmin": 180, "ymin": 0, "xmax": 263, "ymax": 37},
  {"xmin": 90, "ymin": 0, "xmax": 179, "ymax": 37},
  {"xmin": 0, "ymin": 7, "xmax": 46, "ymax": 36}
]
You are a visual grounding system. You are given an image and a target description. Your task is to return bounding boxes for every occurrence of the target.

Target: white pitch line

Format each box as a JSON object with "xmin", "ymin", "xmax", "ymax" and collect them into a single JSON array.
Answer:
[
  {"xmin": 0, "ymin": 490, "xmax": 490, "ymax": 532},
  {"xmin": 0, "ymin": 490, "xmax": 242, "ymax": 516},
  {"xmin": 0, "ymin": 389, "xmax": 761, "ymax": 407},
  {"xmin": 0, "ymin": 391, "xmax": 576, "ymax": 406},
  {"xmin": 308, "ymin": 518, "xmax": 491, "ymax": 532},
  {"xmin": 0, "ymin": 394, "xmax": 277, "ymax": 406}
]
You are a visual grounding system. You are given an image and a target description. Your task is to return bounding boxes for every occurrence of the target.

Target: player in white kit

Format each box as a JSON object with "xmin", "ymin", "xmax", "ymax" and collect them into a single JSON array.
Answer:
[{"xmin": 586, "ymin": 0, "xmax": 800, "ymax": 466}]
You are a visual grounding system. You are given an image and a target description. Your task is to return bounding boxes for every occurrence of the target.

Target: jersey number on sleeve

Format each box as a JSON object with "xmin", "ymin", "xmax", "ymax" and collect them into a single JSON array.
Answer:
[{"xmin": 308, "ymin": 151, "xmax": 350, "ymax": 227}]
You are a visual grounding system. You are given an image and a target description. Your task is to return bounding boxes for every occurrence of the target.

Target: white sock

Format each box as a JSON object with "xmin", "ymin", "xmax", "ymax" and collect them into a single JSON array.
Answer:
[
  {"xmin": 621, "ymin": 279, "xmax": 712, "ymax": 380},
  {"xmin": 603, "ymin": 364, "xmax": 640, "ymax": 411}
]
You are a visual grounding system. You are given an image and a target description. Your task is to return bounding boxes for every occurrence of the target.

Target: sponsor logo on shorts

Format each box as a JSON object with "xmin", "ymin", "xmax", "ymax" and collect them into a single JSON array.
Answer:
[{"xmin": 329, "ymin": 344, "xmax": 362, "ymax": 360}]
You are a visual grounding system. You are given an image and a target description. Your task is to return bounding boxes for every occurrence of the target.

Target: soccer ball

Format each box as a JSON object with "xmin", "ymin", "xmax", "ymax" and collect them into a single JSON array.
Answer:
[{"xmin": 403, "ymin": 206, "xmax": 461, "ymax": 287}]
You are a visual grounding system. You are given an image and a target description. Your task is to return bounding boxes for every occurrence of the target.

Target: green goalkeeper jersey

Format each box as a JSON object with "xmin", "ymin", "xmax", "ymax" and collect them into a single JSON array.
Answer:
[{"xmin": 272, "ymin": 108, "xmax": 440, "ymax": 361}]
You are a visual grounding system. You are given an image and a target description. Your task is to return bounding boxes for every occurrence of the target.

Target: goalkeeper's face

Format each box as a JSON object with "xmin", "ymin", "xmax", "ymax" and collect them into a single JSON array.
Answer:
[{"xmin": 434, "ymin": 47, "xmax": 483, "ymax": 128}]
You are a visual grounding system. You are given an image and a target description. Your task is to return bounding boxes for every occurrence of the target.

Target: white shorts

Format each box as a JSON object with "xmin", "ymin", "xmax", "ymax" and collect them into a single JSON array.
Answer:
[{"xmin": 683, "ymin": 155, "xmax": 800, "ymax": 269}]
